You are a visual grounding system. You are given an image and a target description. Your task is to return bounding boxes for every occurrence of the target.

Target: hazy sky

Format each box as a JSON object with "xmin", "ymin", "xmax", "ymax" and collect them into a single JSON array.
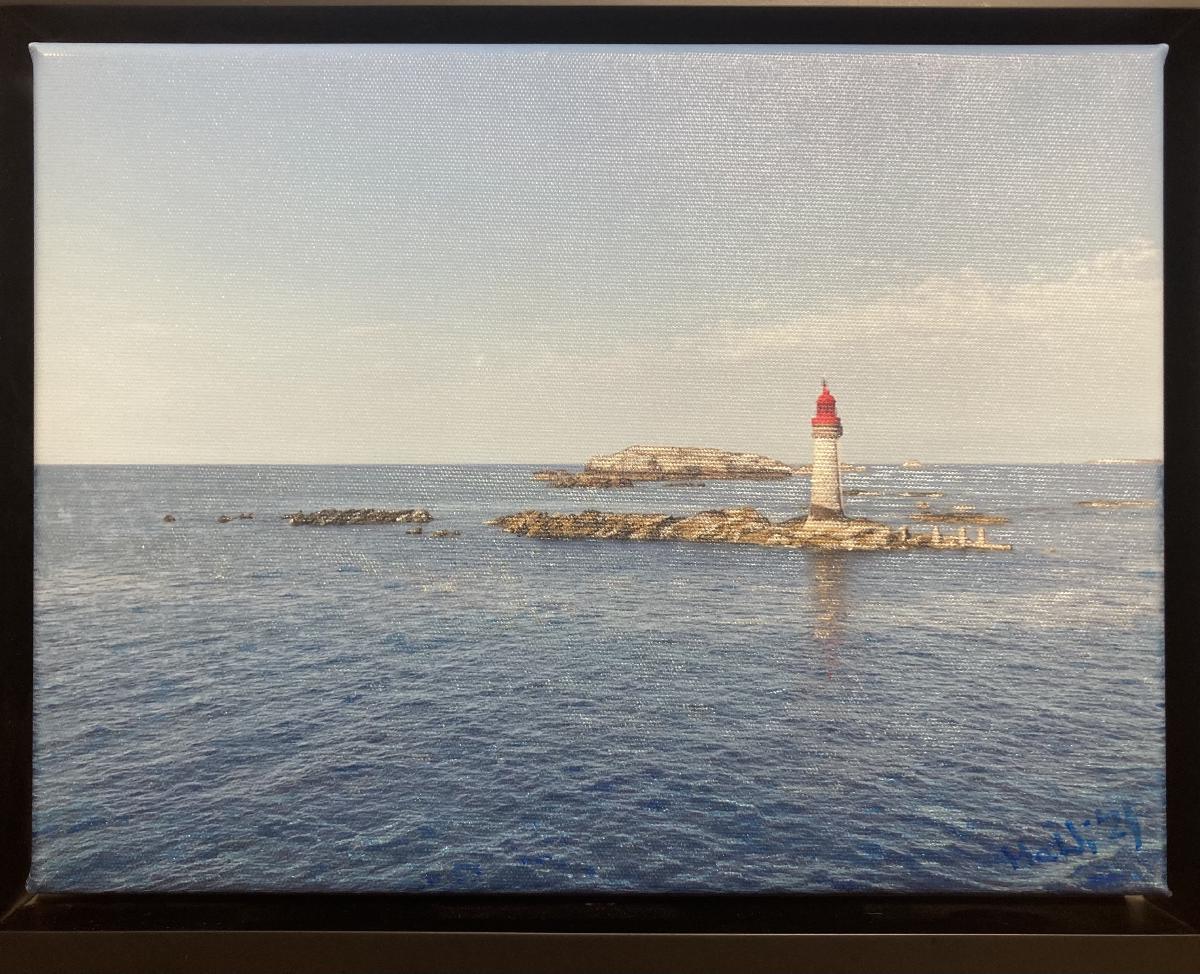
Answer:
[{"xmin": 32, "ymin": 44, "xmax": 1164, "ymax": 464}]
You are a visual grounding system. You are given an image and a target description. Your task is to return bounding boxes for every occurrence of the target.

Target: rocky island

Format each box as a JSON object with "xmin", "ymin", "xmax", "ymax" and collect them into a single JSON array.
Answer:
[
  {"xmin": 585, "ymin": 445, "xmax": 795, "ymax": 480},
  {"xmin": 531, "ymin": 445, "xmax": 802, "ymax": 488},
  {"xmin": 489, "ymin": 508, "xmax": 1011, "ymax": 552},
  {"xmin": 284, "ymin": 508, "xmax": 433, "ymax": 526},
  {"xmin": 532, "ymin": 446, "xmax": 874, "ymax": 488}
]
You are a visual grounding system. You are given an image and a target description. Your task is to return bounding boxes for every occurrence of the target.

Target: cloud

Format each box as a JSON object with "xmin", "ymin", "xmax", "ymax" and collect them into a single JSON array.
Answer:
[{"xmin": 706, "ymin": 239, "xmax": 1161, "ymax": 361}]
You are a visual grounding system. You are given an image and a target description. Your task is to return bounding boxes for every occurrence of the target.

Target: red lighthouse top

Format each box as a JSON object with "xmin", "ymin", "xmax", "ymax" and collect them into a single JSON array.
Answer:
[{"xmin": 812, "ymin": 381, "xmax": 841, "ymax": 427}]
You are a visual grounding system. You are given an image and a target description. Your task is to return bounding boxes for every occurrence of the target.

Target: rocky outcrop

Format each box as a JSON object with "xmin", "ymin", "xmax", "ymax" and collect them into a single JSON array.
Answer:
[
  {"xmin": 584, "ymin": 446, "xmax": 794, "ymax": 481},
  {"xmin": 284, "ymin": 508, "xmax": 433, "ymax": 526},
  {"xmin": 488, "ymin": 508, "xmax": 1011, "ymax": 552}
]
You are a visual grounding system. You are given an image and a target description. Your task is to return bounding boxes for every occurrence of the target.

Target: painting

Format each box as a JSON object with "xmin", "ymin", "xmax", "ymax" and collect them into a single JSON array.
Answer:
[{"xmin": 30, "ymin": 43, "xmax": 1165, "ymax": 893}]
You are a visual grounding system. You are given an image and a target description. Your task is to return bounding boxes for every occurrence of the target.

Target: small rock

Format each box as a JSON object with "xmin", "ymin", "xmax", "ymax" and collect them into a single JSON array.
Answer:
[
  {"xmin": 532, "ymin": 470, "xmax": 635, "ymax": 489},
  {"xmin": 406, "ymin": 527, "xmax": 423, "ymax": 535},
  {"xmin": 430, "ymin": 529, "xmax": 461, "ymax": 539},
  {"xmin": 216, "ymin": 515, "xmax": 233, "ymax": 524},
  {"xmin": 912, "ymin": 510, "xmax": 1008, "ymax": 525},
  {"xmin": 162, "ymin": 514, "xmax": 177, "ymax": 523}
]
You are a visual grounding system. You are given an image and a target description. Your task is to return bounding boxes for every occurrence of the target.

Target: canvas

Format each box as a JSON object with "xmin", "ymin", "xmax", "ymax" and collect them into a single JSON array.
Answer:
[{"xmin": 30, "ymin": 43, "xmax": 1165, "ymax": 894}]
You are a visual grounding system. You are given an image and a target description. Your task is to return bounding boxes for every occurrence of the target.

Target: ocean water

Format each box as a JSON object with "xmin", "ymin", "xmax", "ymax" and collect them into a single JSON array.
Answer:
[{"xmin": 31, "ymin": 463, "xmax": 1165, "ymax": 893}]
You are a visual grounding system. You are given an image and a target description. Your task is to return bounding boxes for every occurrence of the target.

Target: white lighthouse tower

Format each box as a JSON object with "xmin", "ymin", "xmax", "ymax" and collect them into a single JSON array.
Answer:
[{"xmin": 809, "ymin": 380, "xmax": 845, "ymax": 520}]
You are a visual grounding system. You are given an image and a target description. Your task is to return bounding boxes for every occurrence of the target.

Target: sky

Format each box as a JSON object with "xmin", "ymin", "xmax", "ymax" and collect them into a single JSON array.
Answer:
[{"xmin": 32, "ymin": 44, "xmax": 1164, "ymax": 464}]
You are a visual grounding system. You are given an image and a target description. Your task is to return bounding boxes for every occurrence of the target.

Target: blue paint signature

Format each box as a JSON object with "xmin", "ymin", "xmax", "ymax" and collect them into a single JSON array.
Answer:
[{"xmin": 1000, "ymin": 803, "xmax": 1142, "ymax": 871}]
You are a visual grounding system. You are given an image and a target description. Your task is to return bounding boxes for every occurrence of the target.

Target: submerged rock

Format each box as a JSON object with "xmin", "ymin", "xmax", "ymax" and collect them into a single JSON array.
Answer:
[
  {"xmin": 429, "ymin": 529, "xmax": 461, "ymax": 539},
  {"xmin": 406, "ymin": 527, "xmax": 424, "ymax": 535},
  {"xmin": 488, "ymin": 508, "xmax": 1011, "ymax": 552},
  {"xmin": 1076, "ymin": 499, "xmax": 1157, "ymax": 509},
  {"xmin": 216, "ymin": 515, "xmax": 233, "ymax": 524},
  {"xmin": 285, "ymin": 508, "xmax": 433, "ymax": 526},
  {"xmin": 162, "ymin": 514, "xmax": 177, "ymax": 523}
]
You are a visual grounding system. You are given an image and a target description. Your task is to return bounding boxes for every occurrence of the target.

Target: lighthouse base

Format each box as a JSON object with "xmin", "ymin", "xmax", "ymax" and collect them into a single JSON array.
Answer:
[{"xmin": 807, "ymin": 504, "xmax": 846, "ymax": 522}]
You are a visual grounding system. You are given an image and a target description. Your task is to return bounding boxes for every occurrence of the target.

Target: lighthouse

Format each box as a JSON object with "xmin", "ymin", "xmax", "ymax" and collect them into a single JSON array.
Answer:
[{"xmin": 809, "ymin": 380, "xmax": 845, "ymax": 520}]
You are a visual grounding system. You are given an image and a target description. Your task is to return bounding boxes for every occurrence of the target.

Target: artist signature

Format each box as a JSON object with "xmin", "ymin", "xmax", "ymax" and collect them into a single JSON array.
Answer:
[{"xmin": 1000, "ymin": 804, "xmax": 1142, "ymax": 870}]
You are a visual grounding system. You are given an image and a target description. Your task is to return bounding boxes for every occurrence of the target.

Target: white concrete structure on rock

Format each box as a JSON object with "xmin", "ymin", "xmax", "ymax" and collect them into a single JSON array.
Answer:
[{"xmin": 809, "ymin": 381, "xmax": 845, "ymax": 521}]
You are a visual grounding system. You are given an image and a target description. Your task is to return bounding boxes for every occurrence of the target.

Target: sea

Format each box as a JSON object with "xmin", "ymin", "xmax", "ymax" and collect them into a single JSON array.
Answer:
[{"xmin": 30, "ymin": 463, "xmax": 1165, "ymax": 893}]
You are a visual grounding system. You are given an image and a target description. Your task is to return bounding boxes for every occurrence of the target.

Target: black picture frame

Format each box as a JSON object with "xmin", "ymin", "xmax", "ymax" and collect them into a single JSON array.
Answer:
[{"xmin": 2, "ymin": 5, "xmax": 1198, "ymax": 971}]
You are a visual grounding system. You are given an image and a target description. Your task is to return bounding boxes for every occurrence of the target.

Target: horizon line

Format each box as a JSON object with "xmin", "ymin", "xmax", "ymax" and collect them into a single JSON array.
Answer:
[{"xmin": 31, "ymin": 459, "xmax": 1164, "ymax": 468}]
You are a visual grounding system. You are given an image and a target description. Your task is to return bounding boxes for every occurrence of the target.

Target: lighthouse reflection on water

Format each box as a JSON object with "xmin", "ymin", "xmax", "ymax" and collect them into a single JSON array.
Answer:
[{"xmin": 810, "ymin": 550, "xmax": 847, "ymax": 678}]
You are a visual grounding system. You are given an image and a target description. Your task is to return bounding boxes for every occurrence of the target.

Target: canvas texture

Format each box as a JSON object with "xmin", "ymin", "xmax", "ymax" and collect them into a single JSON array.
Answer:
[{"xmin": 30, "ymin": 43, "xmax": 1165, "ymax": 893}]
